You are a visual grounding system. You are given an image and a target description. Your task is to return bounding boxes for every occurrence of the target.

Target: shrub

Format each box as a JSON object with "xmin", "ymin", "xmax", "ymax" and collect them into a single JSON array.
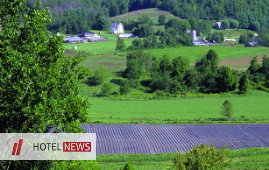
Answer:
[
  {"xmin": 120, "ymin": 161, "xmax": 136, "ymax": 170},
  {"xmin": 173, "ymin": 144, "xmax": 231, "ymax": 170},
  {"xmin": 100, "ymin": 83, "xmax": 113, "ymax": 97},
  {"xmin": 221, "ymin": 100, "xmax": 233, "ymax": 119},
  {"xmin": 120, "ymin": 79, "xmax": 131, "ymax": 95},
  {"xmin": 92, "ymin": 65, "xmax": 108, "ymax": 85}
]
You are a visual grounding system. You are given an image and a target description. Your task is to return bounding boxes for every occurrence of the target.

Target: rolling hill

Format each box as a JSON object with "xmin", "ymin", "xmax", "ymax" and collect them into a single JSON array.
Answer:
[{"xmin": 110, "ymin": 8, "xmax": 181, "ymax": 30}]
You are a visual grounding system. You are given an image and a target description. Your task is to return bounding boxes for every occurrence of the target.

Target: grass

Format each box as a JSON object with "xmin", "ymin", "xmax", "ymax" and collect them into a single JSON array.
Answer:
[
  {"xmin": 97, "ymin": 147, "xmax": 269, "ymax": 169},
  {"xmin": 218, "ymin": 29, "xmax": 255, "ymax": 39},
  {"xmin": 110, "ymin": 8, "xmax": 181, "ymax": 31},
  {"xmin": 118, "ymin": 45, "xmax": 269, "ymax": 63},
  {"xmin": 80, "ymin": 90, "xmax": 269, "ymax": 124}
]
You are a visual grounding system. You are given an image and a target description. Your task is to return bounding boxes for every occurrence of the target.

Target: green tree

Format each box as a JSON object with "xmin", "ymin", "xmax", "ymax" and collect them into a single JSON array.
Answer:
[
  {"xmin": 0, "ymin": 0, "xmax": 90, "ymax": 168},
  {"xmin": 222, "ymin": 66, "xmax": 235, "ymax": 92},
  {"xmin": 109, "ymin": 3, "xmax": 120, "ymax": 17},
  {"xmin": 250, "ymin": 21, "xmax": 261, "ymax": 32},
  {"xmin": 159, "ymin": 55, "xmax": 173, "ymax": 74},
  {"xmin": 173, "ymin": 144, "xmax": 231, "ymax": 170},
  {"xmin": 116, "ymin": 38, "xmax": 126, "ymax": 51},
  {"xmin": 221, "ymin": 100, "xmax": 233, "ymax": 119},
  {"xmin": 235, "ymin": 12, "xmax": 249, "ymax": 29},
  {"xmin": 171, "ymin": 56, "xmax": 189, "ymax": 81},
  {"xmin": 221, "ymin": 19, "xmax": 229, "ymax": 29},
  {"xmin": 120, "ymin": 79, "xmax": 131, "ymax": 95},
  {"xmin": 230, "ymin": 20, "xmax": 239, "ymax": 28},
  {"xmin": 248, "ymin": 56, "xmax": 261, "ymax": 74},
  {"xmin": 239, "ymin": 73, "xmax": 249, "ymax": 94},
  {"xmin": 92, "ymin": 65, "xmax": 108, "ymax": 85},
  {"xmin": 158, "ymin": 15, "xmax": 166, "ymax": 25},
  {"xmin": 261, "ymin": 56, "xmax": 269, "ymax": 73},
  {"xmin": 100, "ymin": 83, "xmax": 113, "ymax": 97},
  {"xmin": 212, "ymin": 31, "xmax": 224, "ymax": 43}
]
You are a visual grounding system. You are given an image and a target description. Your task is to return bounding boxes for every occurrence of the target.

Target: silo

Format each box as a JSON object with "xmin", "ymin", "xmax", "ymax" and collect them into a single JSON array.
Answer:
[{"xmin": 191, "ymin": 30, "xmax": 196, "ymax": 41}]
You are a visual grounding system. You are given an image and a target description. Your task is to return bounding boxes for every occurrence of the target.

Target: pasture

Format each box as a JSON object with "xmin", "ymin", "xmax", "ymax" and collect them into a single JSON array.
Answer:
[
  {"xmin": 97, "ymin": 147, "xmax": 269, "ymax": 169},
  {"xmin": 83, "ymin": 90, "xmax": 269, "ymax": 124},
  {"xmin": 218, "ymin": 29, "xmax": 255, "ymax": 39},
  {"xmin": 110, "ymin": 8, "xmax": 181, "ymax": 31}
]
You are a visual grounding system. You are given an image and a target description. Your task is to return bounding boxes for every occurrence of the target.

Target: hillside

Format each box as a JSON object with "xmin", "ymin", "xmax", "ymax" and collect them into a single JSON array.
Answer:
[{"xmin": 110, "ymin": 8, "xmax": 181, "ymax": 30}]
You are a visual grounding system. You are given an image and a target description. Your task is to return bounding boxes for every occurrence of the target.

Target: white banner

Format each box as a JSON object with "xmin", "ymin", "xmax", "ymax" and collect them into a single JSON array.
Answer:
[{"xmin": 0, "ymin": 133, "xmax": 96, "ymax": 160}]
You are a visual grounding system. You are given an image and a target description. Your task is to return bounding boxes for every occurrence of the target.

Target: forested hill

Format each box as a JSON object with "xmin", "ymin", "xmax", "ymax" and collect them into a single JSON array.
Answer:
[{"xmin": 26, "ymin": 0, "xmax": 269, "ymax": 33}]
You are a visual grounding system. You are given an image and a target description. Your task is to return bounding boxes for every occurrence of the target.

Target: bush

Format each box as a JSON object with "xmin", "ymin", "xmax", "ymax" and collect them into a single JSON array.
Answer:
[
  {"xmin": 120, "ymin": 79, "xmax": 131, "ymax": 95},
  {"xmin": 100, "ymin": 83, "xmax": 113, "ymax": 97},
  {"xmin": 52, "ymin": 160, "xmax": 100, "ymax": 170},
  {"xmin": 92, "ymin": 65, "xmax": 108, "ymax": 85},
  {"xmin": 120, "ymin": 161, "xmax": 136, "ymax": 170},
  {"xmin": 173, "ymin": 144, "xmax": 231, "ymax": 170},
  {"xmin": 221, "ymin": 100, "xmax": 233, "ymax": 119}
]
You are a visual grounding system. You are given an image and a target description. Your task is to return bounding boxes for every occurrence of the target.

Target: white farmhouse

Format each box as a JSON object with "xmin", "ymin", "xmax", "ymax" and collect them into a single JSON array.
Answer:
[{"xmin": 110, "ymin": 22, "xmax": 124, "ymax": 34}]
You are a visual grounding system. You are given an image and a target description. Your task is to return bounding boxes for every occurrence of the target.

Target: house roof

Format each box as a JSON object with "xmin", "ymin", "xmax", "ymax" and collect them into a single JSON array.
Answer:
[
  {"xmin": 249, "ymin": 42, "xmax": 257, "ymax": 46},
  {"xmin": 67, "ymin": 37, "xmax": 83, "ymax": 41},
  {"xmin": 111, "ymin": 23, "xmax": 123, "ymax": 28}
]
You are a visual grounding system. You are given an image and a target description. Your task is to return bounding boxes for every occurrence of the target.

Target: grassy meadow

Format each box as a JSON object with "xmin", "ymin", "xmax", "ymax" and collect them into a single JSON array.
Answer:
[
  {"xmin": 81, "ymin": 90, "xmax": 269, "ymax": 124},
  {"xmin": 97, "ymin": 147, "xmax": 269, "ymax": 170},
  {"xmin": 110, "ymin": 8, "xmax": 181, "ymax": 31}
]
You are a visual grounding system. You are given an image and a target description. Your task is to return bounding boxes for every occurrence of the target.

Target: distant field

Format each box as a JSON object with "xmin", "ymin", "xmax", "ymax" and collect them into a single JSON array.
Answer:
[
  {"xmin": 124, "ymin": 45, "xmax": 269, "ymax": 63},
  {"xmin": 216, "ymin": 29, "xmax": 255, "ymax": 39},
  {"xmin": 110, "ymin": 8, "xmax": 181, "ymax": 31},
  {"xmin": 98, "ymin": 147, "xmax": 269, "ymax": 170},
  {"xmin": 82, "ymin": 90, "xmax": 269, "ymax": 124}
]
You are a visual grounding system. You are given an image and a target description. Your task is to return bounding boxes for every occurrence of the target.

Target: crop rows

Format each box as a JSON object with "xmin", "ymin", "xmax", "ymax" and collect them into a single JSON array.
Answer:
[{"xmin": 78, "ymin": 124, "xmax": 269, "ymax": 155}]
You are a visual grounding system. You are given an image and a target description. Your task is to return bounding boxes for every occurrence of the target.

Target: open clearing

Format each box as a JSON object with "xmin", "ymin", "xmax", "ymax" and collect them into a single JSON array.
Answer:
[
  {"xmin": 110, "ymin": 8, "xmax": 181, "ymax": 31},
  {"xmin": 83, "ymin": 90, "xmax": 269, "ymax": 124}
]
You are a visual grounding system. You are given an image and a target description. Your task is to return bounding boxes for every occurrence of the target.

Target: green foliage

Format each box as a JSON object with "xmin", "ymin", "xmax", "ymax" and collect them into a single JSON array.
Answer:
[
  {"xmin": 159, "ymin": 55, "xmax": 173, "ymax": 74},
  {"xmin": 120, "ymin": 79, "xmax": 131, "ymax": 95},
  {"xmin": 110, "ymin": 3, "xmax": 120, "ymax": 17},
  {"xmin": 101, "ymin": 83, "xmax": 113, "ymax": 97},
  {"xmin": 221, "ymin": 19, "xmax": 229, "ymax": 29},
  {"xmin": 173, "ymin": 144, "xmax": 231, "ymax": 170},
  {"xmin": 177, "ymin": 33, "xmax": 194, "ymax": 46},
  {"xmin": 120, "ymin": 161, "xmax": 136, "ymax": 170},
  {"xmin": 0, "ymin": 0, "xmax": 91, "ymax": 168},
  {"xmin": 261, "ymin": 56, "xmax": 269, "ymax": 73},
  {"xmin": 92, "ymin": 65, "xmax": 108, "ymax": 85},
  {"xmin": 239, "ymin": 73, "xmax": 250, "ymax": 94},
  {"xmin": 116, "ymin": 38, "xmax": 126, "ymax": 51},
  {"xmin": 150, "ymin": 71, "xmax": 171, "ymax": 92},
  {"xmin": 235, "ymin": 12, "xmax": 249, "ymax": 29},
  {"xmin": 158, "ymin": 14, "xmax": 166, "ymax": 25},
  {"xmin": 212, "ymin": 31, "xmax": 224, "ymax": 43},
  {"xmin": 126, "ymin": 51, "xmax": 153, "ymax": 79},
  {"xmin": 220, "ymin": 66, "xmax": 235, "ymax": 92},
  {"xmin": 52, "ymin": 160, "xmax": 100, "ymax": 170},
  {"xmin": 171, "ymin": 56, "xmax": 189, "ymax": 81},
  {"xmin": 250, "ymin": 21, "xmax": 261, "ymax": 32},
  {"xmin": 230, "ymin": 20, "xmax": 239, "ymax": 28},
  {"xmin": 248, "ymin": 56, "xmax": 261, "ymax": 74},
  {"xmin": 221, "ymin": 100, "xmax": 233, "ymax": 118}
]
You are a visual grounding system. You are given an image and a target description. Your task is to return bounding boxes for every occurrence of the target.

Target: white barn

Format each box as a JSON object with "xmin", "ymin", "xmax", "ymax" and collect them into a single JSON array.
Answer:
[{"xmin": 110, "ymin": 22, "xmax": 124, "ymax": 34}]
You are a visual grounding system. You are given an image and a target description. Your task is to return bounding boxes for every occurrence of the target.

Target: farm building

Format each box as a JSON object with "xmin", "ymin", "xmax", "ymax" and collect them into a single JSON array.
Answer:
[
  {"xmin": 79, "ymin": 31, "xmax": 99, "ymax": 38},
  {"xmin": 224, "ymin": 37, "xmax": 236, "ymax": 42},
  {"xmin": 117, "ymin": 33, "xmax": 133, "ymax": 38},
  {"xmin": 213, "ymin": 22, "xmax": 222, "ymax": 29},
  {"xmin": 191, "ymin": 30, "xmax": 197, "ymax": 41},
  {"xmin": 65, "ymin": 37, "xmax": 84, "ymax": 43},
  {"xmin": 245, "ymin": 42, "xmax": 258, "ymax": 47},
  {"xmin": 88, "ymin": 37, "xmax": 107, "ymax": 42},
  {"xmin": 110, "ymin": 22, "xmax": 124, "ymax": 34}
]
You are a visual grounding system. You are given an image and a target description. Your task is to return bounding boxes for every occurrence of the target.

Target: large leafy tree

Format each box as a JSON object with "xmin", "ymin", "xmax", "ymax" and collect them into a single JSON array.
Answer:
[{"xmin": 0, "ymin": 0, "xmax": 90, "ymax": 168}]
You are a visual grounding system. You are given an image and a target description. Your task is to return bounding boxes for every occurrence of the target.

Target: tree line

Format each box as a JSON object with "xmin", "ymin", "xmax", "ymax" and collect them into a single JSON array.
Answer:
[{"xmin": 24, "ymin": 0, "xmax": 269, "ymax": 34}]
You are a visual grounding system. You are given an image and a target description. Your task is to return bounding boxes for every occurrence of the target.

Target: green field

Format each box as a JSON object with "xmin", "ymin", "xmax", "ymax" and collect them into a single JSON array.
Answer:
[
  {"xmin": 97, "ymin": 147, "xmax": 269, "ymax": 170},
  {"xmin": 81, "ymin": 90, "xmax": 269, "ymax": 124},
  {"xmin": 110, "ymin": 8, "xmax": 181, "ymax": 31},
  {"xmin": 132, "ymin": 45, "xmax": 269, "ymax": 63},
  {"xmin": 215, "ymin": 29, "xmax": 255, "ymax": 39}
]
